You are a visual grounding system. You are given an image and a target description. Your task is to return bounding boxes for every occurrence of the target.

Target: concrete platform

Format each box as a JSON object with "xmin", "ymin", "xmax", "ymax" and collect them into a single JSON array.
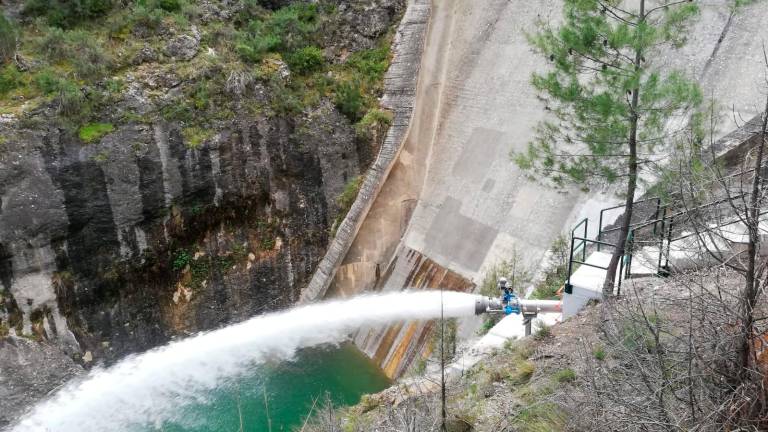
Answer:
[{"xmin": 562, "ymin": 251, "xmax": 612, "ymax": 318}]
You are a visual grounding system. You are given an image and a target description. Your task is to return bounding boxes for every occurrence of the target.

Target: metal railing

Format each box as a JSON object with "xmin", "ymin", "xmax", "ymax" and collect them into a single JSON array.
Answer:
[{"xmin": 565, "ymin": 217, "xmax": 627, "ymax": 295}]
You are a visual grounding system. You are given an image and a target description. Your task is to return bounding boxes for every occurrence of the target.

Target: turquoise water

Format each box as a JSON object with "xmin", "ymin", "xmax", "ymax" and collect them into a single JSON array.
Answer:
[{"xmin": 152, "ymin": 343, "xmax": 390, "ymax": 432}]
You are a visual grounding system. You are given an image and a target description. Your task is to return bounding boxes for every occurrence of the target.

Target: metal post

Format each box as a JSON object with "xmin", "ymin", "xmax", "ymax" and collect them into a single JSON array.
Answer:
[
  {"xmin": 624, "ymin": 230, "xmax": 634, "ymax": 279},
  {"xmin": 597, "ymin": 210, "xmax": 604, "ymax": 252},
  {"xmin": 617, "ymin": 255, "xmax": 624, "ymax": 296},
  {"xmin": 583, "ymin": 219, "xmax": 588, "ymax": 262},
  {"xmin": 565, "ymin": 234, "xmax": 575, "ymax": 294},
  {"xmin": 652, "ymin": 198, "xmax": 661, "ymax": 235},
  {"xmin": 665, "ymin": 217, "xmax": 674, "ymax": 270}
]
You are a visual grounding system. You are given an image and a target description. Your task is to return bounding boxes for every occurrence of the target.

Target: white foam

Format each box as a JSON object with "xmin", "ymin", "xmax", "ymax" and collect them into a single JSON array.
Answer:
[{"xmin": 12, "ymin": 290, "xmax": 477, "ymax": 432}]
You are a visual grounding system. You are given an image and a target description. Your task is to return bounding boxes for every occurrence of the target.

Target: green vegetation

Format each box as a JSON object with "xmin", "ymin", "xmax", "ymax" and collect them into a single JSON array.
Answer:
[
  {"xmin": 346, "ymin": 45, "xmax": 390, "ymax": 84},
  {"xmin": 0, "ymin": 15, "xmax": 16, "ymax": 63},
  {"xmin": 181, "ymin": 126, "xmax": 213, "ymax": 149},
  {"xmin": 2, "ymin": 0, "xmax": 395, "ymax": 151},
  {"xmin": 513, "ymin": 402, "xmax": 566, "ymax": 432},
  {"xmin": 593, "ymin": 346, "xmax": 606, "ymax": 361},
  {"xmin": 509, "ymin": 360, "xmax": 536, "ymax": 384},
  {"xmin": 0, "ymin": 64, "xmax": 21, "ymax": 96},
  {"xmin": 172, "ymin": 249, "xmax": 191, "ymax": 271},
  {"xmin": 40, "ymin": 28, "xmax": 110, "ymax": 77},
  {"xmin": 516, "ymin": 0, "xmax": 702, "ymax": 294},
  {"xmin": 24, "ymin": 0, "xmax": 114, "ymax": 28},
  {"xmin": 236, "ymin": 3, "xmax": 319, "ymax": 63},
  {"xmin": 79, "ymin": 122, "xmax": 114, "ymax": 143},
  {"xmin": 530, "ymin": 235, "xmax": 569, "ymax": 300},
  {"xmin": 285, "ymin": 45, "xmax": 324, "ymax": 74},
  {"xmin": 533, "ymin": 321, "xmax": 551, "ymax": 340},
  {"xmin": 331, "ymin": 176, "xmax": 362, "ymax": 235},
  {"xmin": 552, "ymin": 368, "xmax": 576, "ymax": 383},
  {"xmin": 355, "ymin": 108, "xmax": 392, "ymax": 139},
  {"xmin": 334, "ymin": 80, "xmax": 364, "ymax": 121}
]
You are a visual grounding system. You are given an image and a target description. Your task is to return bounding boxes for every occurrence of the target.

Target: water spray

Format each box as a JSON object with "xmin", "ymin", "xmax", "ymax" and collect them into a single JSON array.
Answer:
[{"xmin": 11, "ymin": 291, "xmax": 491, "ymax": 432}]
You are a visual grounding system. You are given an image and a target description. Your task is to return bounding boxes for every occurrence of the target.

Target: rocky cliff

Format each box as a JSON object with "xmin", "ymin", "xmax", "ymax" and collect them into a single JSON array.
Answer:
[{"xmin": 0, "ymin": 0, "xmax": 405, "ymax": 367}]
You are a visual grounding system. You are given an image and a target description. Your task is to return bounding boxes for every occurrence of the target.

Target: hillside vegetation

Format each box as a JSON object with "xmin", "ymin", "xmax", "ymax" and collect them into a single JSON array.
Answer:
[{"xmin": 0, "ymin": 0, "xmax": 395, "ymax": 137}]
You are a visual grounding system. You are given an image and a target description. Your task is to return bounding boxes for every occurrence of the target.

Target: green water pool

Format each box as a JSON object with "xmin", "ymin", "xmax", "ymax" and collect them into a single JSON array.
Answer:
[{"xmin": 150, "ymin": 343, "xmax": 390, "ymax": 432}]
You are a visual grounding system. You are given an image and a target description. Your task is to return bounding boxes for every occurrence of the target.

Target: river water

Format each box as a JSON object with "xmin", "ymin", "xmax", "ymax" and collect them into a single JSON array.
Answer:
[{"xmin": 153, "ymin": 343, "xmax": 390, "ymax": 432}]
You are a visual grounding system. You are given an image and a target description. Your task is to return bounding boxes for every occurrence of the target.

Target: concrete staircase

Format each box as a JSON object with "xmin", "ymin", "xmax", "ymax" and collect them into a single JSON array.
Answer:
[{"xmin": 563, "ymin": 215, "xmax": 768, "ymax": 318}]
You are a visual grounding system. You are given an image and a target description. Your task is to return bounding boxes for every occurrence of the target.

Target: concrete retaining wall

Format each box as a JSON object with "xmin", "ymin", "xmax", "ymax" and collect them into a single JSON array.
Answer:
[{"xmin": 300, "ymin": 0, "xmax": 431, "ymax": 302}]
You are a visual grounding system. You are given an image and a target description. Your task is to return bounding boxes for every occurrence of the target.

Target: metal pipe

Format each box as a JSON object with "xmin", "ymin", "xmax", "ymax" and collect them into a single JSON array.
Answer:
[
  {"xmin": 473, "ymin": 296, "xmax": 562, "ymax": 315},
  {"xmin": 474, "ymin": 296, "xmax": 502, "ymax": 315},
  {"xmin": 519, "ymin": 299, "xmax": 561, "ymax": 314}
]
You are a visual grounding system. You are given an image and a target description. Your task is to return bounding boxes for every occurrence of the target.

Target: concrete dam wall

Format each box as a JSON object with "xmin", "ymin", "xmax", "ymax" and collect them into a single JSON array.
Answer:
[{"xmin": 302, "ymin": 0, "xmax": 768, "ymax": 377}]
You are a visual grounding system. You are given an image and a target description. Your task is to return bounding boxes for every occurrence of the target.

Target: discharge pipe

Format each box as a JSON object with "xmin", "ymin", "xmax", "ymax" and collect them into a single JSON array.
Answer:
[{"xmin": 473, "ymin": 296, "xmax": 561, "ymax": 315}]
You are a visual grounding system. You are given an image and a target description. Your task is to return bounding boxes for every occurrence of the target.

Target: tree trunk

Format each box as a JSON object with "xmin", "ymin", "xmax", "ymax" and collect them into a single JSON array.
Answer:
[
  {"xmin": 603, "ymin": 0, "xmax": 644, "ymax": 296},
  {"xmin": 739, "ymin": 94, "xmax": 768, "ymax": 380},
  {"xmin": 603, "ymin": 141, "xmax": 638, "ymax": 295}
]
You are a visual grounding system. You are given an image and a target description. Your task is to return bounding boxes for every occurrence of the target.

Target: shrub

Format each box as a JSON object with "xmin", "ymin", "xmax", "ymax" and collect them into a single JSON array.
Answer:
[
  {"xmin": 126, "ymin": 3, "xmax": 166, "ymax": 34},
  {"xmin": 285, "ymin": 45, "xmax": 324, "ymax": 74},
  {"xmin": 78, "ymin": 122, "xmax": 114, "ymax": 143},
  {"xmin": 355, "ymin": 108, "xmax": 392, "ymax": 139},
  {"xmin": 56, "ymin": 81, "xmax": 88, "ymax": 117},
  {"xmin": 268, "ymin": 4, "xmax": 318, "ymax": 51},
  {"xmin": 347, "ymin": 45, "xmax": 390, "ymax": 84},
  {"xmin": 34, "ymin": 69, "xmax": 63, "ymax": 94},
  {"xmin": 24, "ymin": 0, "xmax": 114, "ymax": 28},
  {"xmin": 33, "ymin": 69, "xmax": 92, "ymax": 120},
  {"xmin": 0, "ymin": 64, "xmax": 21, "ymax": 96},
  {"xmin": 0, "ymin": 15, "xmax": 16, "ymax": 63},
  {"xmin": 191, "ymin": 81, "xmax": 210, "ymax": 110},
  {"xmin": 236, "ymin": 3, "xmax": 319, "ymax": 63},
  {"xmin": 334, "ymin": 80, "xmax": 364, "ymax": 121},
  {"xmin": 237, "ymin": 24, "xmax": 281, "ymax": 63},
  {"xmin": 172, "ymin": 249, "xmax": 191, "ymax": 271},
  {"xmin": 157, "ymin": 0, "xmax": 181, "ymax": 12},
  {"xmin": 40, "ymin": 29, "xmax": 110, "ymax": 79}
]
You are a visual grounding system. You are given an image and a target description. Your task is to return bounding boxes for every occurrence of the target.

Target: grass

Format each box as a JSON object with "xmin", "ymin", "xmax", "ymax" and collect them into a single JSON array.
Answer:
[
  {"xmin": 513, "ymin": 402, "xmax": 566, "ymax": 432},
  {"xmin": 534, "ymin": 321, "xmax": 551, "ymax": 340},
  {"xmin": 593, "ymin": 346, "xmax": 606, "ymax": 361},
  {"xmin": 355, "ymin": 108, "xmax": 392, "ymax": 139},
  {"xmin": 509, "ymin": 360, "xmax": 536, "ymax": 385},
  {"xmin": 0, "ymin": 63, "xmax": 21, "ymax": 96},
  {"xmin": 79, "ymin": 122, "xmax": 114, "ymax": 143},
  {"xmin": 330, "ymin": 176, "xmax": 362, "ymax": 236},
  {"xmin": 552, "ymin": 368, "xmax": 576, "ymax": 383},
  {"xmin": 181, "ymin": 126, "xmax": 213, "ymax": 149}
]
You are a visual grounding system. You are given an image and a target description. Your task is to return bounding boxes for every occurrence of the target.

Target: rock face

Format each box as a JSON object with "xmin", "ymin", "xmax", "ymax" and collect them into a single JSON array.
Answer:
[
  {"xmin": 0, "ymin": 0, "xmax": 406, "ymax": 369},
  {"xmin": 0, "ymin": 102, "xmax": 361, "ymax": 362},
  {"xmin": 0, "ymin": 337, "xmax": 83, "ymax": 428},
  {"xmin": 164, "ymin": 27, "xmax": 201, "ymax": 61}
]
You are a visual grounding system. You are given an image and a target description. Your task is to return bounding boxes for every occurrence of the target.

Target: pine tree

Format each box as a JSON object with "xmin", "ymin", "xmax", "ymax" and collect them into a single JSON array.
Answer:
[{"xmin": 515, "ymin": 0, "xmax": 702, "ymax": 294}]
